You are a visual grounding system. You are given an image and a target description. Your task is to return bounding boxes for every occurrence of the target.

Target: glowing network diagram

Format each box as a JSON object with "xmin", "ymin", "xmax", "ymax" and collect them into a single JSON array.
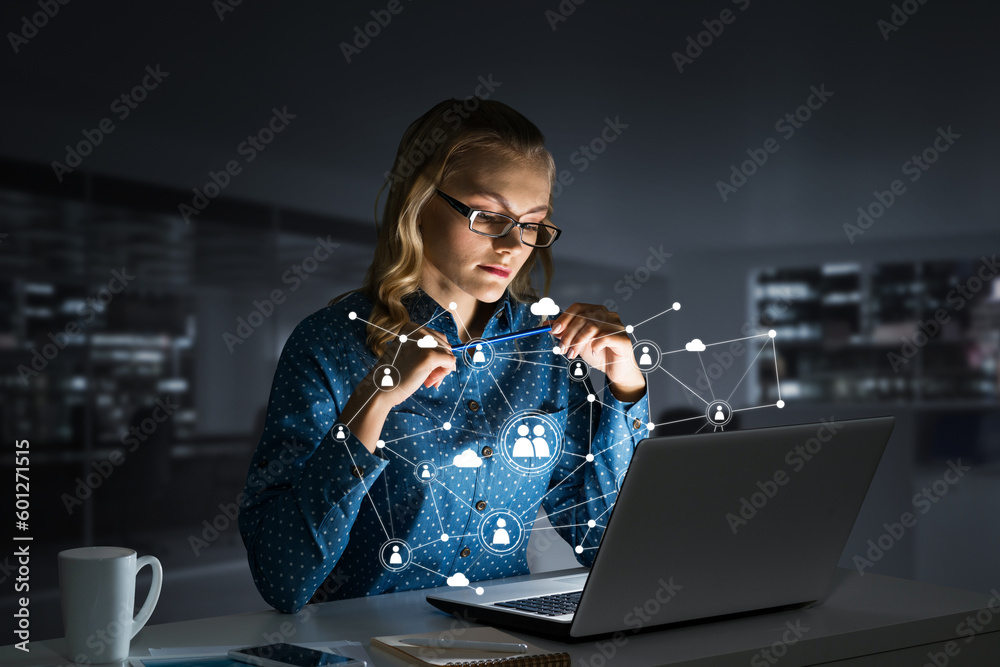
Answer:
[{"xmin": 334, "ymin": 298, "xmax": 785, "ymax": 596}]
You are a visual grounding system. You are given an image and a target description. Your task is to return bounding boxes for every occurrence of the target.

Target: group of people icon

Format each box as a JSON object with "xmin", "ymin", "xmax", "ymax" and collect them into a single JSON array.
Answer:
[{"xmin": 512, "ymin": 423, "xmax": 550, "ymax": 458}]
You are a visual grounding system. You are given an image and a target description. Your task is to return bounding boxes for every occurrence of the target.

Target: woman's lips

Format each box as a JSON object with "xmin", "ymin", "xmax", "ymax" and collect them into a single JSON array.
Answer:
[{"xmin": 479, "ymin": 265, "xmax": 511, "ymax": 278}]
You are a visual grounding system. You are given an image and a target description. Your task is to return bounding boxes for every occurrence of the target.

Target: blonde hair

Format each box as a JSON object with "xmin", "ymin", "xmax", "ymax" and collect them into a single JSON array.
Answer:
[{"xmin": 330, "ymin": 98, "xmax": 556, "ymax": 358}]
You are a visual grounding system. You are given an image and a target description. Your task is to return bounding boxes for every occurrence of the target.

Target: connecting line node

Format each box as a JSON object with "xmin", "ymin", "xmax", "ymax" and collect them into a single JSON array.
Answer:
[{"xmin": 340, "ymin": 300, "xmax": 783, "ymax": 584}]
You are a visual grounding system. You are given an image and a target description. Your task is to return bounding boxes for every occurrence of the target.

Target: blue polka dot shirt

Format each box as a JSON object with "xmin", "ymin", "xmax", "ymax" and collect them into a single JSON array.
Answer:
[{"xmin": 238, "ymin": 288, "xmax": 650, "ymax": 613}]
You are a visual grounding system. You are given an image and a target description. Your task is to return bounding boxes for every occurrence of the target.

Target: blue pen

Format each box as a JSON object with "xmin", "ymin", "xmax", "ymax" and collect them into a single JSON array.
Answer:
[{"xmin": 451, "ymin": 324, "xmax": 553, "ymax": 353}]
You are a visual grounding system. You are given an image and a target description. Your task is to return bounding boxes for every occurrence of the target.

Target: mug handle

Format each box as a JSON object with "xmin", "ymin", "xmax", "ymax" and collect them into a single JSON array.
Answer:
[{"xmin": 131, "ymin": 555, "xmax": 163, "ymax": 639}]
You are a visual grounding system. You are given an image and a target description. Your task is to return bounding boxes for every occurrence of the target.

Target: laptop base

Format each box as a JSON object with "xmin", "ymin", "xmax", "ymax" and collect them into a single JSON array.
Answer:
[{"xmin": 428, "ymin": 593, "xmax": 818, "ymax": 642}]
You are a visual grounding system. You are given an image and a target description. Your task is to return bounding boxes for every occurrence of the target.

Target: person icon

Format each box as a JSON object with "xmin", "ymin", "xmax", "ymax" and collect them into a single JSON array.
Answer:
[
  {"xmin": 512, "ymin": 424, "xmax": 534, "ymax": 457},
  {"xmin": 389, "ymin": 545, "xmax": 403, "ymax": 565},
  {"xmin": 573, "ymin": 362, "xmax": 584, "ymax": 377},
  {"xmin": 492, "ymin": 518, "xmax": 510, "ymax": 545},
  {"xmin": 714, "ymin": 406, "xmax": 725, "ymax": 422},
  {"xmin": 421, "ymin": 464, "xmax": 431, "ymax": 479},
  {"xmin": 381, "ymin": 368, "xmax": 394, "ymax": 387},
  {"xmin": 472, "ymin": 344, "xmax": 486, "ymax": 364},
  {"xmin": 334, "ymin": 425, "xmax": 347, "ymax": 440},
  {"xmin": 639, "ymin": 346, "xmax": 652, "ymax": 366},
  {"xmin": 531, "ymin": 424, "xmax": 550, "ymax": 458}
]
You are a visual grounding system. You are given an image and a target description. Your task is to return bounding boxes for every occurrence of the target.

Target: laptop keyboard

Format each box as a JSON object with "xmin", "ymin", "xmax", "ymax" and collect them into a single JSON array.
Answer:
[{"xmin": 494, "ymin": 590, "xmax": 582, "ymax": 616}]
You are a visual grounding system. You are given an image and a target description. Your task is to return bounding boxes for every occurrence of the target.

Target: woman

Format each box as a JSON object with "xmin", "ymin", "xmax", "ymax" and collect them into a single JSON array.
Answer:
[{"xmin": 238, "ymin": 98, "xmax": 651, "ymax": 613}]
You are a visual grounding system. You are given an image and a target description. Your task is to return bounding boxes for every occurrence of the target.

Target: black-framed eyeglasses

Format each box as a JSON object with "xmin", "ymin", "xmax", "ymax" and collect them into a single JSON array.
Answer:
[{"xmin": 435, "ymin": 189, "xmax": 562, "ymax": 248}]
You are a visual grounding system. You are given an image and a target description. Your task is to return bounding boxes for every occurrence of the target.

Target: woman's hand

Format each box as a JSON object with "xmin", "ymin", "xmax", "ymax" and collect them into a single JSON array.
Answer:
[
  {"xmin": 340, "ymin": 322, "xmax": 455, "ymax": 454},
  {"xmin": 366, "ymin": 322, "xmax": 457, "ymax": 409},
  {"xmin": 544, "ymin": 303, "xmax": 646, "ymax": 402}
]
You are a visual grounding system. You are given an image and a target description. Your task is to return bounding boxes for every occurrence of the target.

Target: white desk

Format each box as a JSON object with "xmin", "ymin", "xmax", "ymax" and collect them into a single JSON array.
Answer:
[{"xmin": 3, "ymin": 568, "xmax": 998, "ymax": 666}]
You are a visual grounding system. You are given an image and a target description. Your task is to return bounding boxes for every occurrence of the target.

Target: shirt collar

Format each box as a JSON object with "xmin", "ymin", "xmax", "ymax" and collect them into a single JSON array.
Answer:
[
  {"xmin": 403, "ymin": 288, "xmax": 518, "ymax": 335},
  {"xmin": 402, "ymin": 289, "xmax": 446, "ymax": 325}
]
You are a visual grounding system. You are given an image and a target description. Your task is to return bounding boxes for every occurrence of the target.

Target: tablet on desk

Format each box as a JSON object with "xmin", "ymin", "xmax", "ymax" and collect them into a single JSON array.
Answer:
[{"xmin": 229, "ymin": 643, "xmax": 365, "ymax": 667}]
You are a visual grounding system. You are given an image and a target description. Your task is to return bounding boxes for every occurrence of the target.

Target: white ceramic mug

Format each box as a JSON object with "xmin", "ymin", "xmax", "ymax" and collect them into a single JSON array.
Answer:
[{"xmin": 58, "ymin": 546, "xmax": 162, "ymax": 664}]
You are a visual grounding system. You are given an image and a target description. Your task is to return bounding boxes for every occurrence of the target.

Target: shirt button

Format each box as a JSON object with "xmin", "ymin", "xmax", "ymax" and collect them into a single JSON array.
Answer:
[
  {"xmin": 633, "ymin": 419, "xmax": 643, "ymax": 430},
  {"xmin": 468, "ymin": 400, "xmax": 480, "ymax": 412},
  {"xmin": 257, "ymin": 458, "xmax": 269, "ymax": 469},
  {"xmin": 350, "ymin": 466, "xmax": 365, "ymax": 478},
  {"xmin": 481, "ymin": 446, "xmax": 493, "ymax": 458},
  {"xmin": 475, "ymin": 500, "xmax": 487, "ymax": 511},
  {"xmin": 460, "ymin": 547, "xmax": 471, "ymax": 557}
]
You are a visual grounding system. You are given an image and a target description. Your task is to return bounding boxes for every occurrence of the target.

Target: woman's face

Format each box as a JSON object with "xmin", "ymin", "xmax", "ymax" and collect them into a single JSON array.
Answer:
[{"xmin": 419, "ymin": 149, "xmax": 551, "ymax": 305}]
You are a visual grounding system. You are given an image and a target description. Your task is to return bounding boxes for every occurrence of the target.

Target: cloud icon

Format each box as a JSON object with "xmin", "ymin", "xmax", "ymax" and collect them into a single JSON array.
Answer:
[
  {"xmin": 417, "ymin": 335, "xmax": 437, "ymax": 348},
  {"xmin": 453, "ymin": 448, "xmax": 482, "ymax": 468},
  {"xmin": 447, "ymin": 572, "xmax": 470, "ymax": 587},
  {"xmin": 685, "ymin": 339, "xmax": 706, "ymax": 352},
  {"xmin": 530, "ymin": 297, "xmax": 560, "ymax": 317}
]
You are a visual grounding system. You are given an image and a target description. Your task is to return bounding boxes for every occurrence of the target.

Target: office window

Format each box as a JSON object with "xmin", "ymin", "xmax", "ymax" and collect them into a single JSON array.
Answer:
[{"xmin": 750, "ymin": 260, "xmax": 999, "ymax": 404}]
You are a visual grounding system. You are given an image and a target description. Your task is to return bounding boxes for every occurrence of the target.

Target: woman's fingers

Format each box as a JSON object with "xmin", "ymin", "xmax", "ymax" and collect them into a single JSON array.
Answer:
[
  {"xmin": 551, "ymin": 304, "xmax": 624, "ymax": 361},
  {"xmin": 373, "ymin": 322, "xmax": 459, "ymax": 403}
]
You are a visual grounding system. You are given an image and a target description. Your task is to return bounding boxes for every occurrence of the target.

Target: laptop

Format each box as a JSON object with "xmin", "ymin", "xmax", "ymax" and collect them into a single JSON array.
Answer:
[{"xmin": 427, "ymin": 416, "xmax": 895, "ymax": 639}]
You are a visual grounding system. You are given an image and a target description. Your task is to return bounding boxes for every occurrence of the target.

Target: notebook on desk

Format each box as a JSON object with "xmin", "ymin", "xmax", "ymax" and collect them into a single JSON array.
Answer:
[
  {"xmin": 427, "ymin": 416, "xmax": 896, "ymax": 640},
  {"xmin": 371, "ymin": 626, "xmax": 569, "ymax": 666}
]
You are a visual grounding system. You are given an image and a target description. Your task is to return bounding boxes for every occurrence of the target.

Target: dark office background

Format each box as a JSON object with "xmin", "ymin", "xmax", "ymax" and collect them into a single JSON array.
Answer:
[{"xmin": 1, "ymin": 0, "xmax": 998, "ymax": 642}]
